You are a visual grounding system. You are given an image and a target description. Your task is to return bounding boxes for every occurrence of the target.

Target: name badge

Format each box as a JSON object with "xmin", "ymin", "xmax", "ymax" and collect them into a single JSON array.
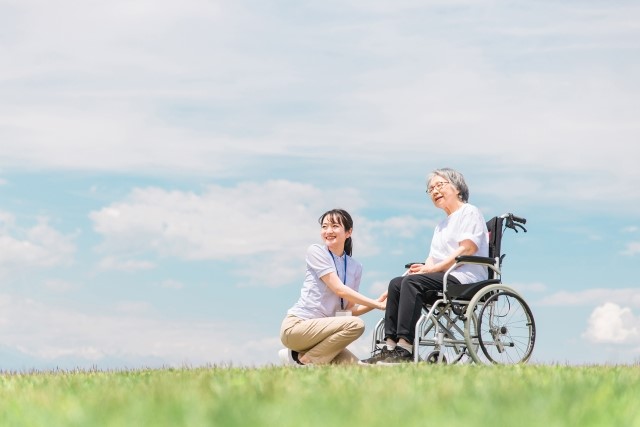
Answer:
[{"xmin": 335, "ymin": 310, "xmax": 352, "ymax": 317}]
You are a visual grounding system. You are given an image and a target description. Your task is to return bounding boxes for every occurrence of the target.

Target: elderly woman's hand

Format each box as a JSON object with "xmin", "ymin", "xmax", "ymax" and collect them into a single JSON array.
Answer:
[{"xmin": 408, "ymin": 263, "xmax": 426, "ymax": 274}]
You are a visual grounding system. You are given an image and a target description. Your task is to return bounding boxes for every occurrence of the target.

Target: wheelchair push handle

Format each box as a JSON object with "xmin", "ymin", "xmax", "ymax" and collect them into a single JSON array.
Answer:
[
  {"xmin": 511, "ymin": 215, "xmax": 526, "ymax": 225},
  {"xmin": 501, "ymin": 213, "xmax": 527, "ymax": 233}
]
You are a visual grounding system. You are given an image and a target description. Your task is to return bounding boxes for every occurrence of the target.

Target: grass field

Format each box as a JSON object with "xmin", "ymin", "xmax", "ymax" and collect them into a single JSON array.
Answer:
[{"xmin": 1, "ymin": 364, "xmax": 639, "ymax": 427}]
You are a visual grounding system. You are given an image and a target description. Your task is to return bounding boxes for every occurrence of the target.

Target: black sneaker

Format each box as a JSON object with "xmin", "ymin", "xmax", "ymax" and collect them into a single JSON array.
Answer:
[
  {"xmin": 358, "ymin": 346, "xmax": 392, "ymax": 365},
  {"xmin": 377, "ymin": 346, "xmax": 414, "ymax": 365}
]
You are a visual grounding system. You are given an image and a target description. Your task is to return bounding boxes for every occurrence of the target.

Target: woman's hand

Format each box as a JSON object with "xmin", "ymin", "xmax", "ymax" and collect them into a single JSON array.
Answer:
[
  {"xmin": 409, "ymin": 263, "xmax": 431, "ymax": 274},
  {"xmin": 376, "ymin": 291, "xmax": 387, "ymax": 310}
]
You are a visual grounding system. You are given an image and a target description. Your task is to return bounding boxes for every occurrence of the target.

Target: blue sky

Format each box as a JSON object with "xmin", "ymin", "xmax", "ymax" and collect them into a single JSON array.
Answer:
[{"xmin": 1, "ymin": 0, "xmax": 639, "ymax": 370}]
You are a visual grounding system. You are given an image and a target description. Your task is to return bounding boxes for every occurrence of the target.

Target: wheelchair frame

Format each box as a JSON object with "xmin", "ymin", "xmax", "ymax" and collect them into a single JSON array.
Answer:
[{"xmin": 371, "ymin": 213, "xmax": 536, "ymax": 365}]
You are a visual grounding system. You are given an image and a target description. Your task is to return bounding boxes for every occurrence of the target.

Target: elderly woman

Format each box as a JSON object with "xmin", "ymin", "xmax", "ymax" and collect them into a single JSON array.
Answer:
[{"xmin": 361, "ymin": 168, "xmax": 489, "ymax": 364}]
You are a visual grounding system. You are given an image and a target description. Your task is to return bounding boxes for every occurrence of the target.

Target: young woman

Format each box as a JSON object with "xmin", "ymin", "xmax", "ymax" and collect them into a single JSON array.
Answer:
[{"xmin": 279, "ymin": 209, "xmax": 387, "ymax": 365}]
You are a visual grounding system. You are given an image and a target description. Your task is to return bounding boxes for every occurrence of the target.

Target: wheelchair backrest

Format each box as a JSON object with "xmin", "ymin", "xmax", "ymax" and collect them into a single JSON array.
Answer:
[{"xmin": 486, "ymin": 216, "xmax": 504, "ymax": 280}]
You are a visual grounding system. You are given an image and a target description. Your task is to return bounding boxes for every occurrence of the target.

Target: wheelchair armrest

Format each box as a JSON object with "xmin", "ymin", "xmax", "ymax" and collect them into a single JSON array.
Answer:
[
  {"xmin": 404, "ymin": 262, "xmax": 425, "ymax": 268},
  {"xmin": 455, "ymin": 255, "xmax": 496, "ymax": 265},
  {"xmin": 443, "ymin": 256, "xmax": 501, "ymax": 300}
]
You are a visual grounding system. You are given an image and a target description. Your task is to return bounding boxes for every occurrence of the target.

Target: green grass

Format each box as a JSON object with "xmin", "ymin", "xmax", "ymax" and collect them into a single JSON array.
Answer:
[{"xmin": 1, "ymin": 364, "xmax": 639, "ymax": 426}]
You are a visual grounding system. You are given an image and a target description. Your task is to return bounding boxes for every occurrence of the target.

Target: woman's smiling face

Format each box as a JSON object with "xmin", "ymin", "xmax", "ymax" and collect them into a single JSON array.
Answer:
[
  {"xmin": 321, "ymin": 214, "xmax": 352, "ymax": 255},
  {"xmin": 427, "ymin": 175, "xmax": 461, "ymax": 214}
]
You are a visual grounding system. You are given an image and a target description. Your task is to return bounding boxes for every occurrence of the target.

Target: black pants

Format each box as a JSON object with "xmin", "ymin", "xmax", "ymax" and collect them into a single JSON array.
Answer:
[{"xmin": 384, "ymin": 272, "xmax": 461, "ymax": 343}]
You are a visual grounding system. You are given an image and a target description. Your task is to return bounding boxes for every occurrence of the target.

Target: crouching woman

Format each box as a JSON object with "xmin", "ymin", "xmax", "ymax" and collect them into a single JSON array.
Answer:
[{"xmin": 279, "ymin": 209, "xmax": 386, "ymax": 365}]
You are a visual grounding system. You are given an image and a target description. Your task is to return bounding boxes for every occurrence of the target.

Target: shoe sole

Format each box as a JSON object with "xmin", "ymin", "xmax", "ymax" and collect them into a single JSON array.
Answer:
[
  {"xmin": 376, "ymin": 360, "xmax": 413, "ymax": 365},
  {"xmin": 357, "ymin": 360, "xmax": 382, "ymax": 366}
]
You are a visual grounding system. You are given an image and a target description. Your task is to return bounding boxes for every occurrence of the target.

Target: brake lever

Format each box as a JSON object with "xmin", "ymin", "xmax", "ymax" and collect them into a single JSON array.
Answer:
[{"xmin": 505, "ymin": 217, "xmax": 527, "ymax": 233}]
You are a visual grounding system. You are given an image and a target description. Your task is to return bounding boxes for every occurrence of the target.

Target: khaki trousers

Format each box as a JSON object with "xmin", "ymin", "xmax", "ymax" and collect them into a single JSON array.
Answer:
[{"xmin": 280, "ymin": 314, "xmax": 365, "ymax": 365}]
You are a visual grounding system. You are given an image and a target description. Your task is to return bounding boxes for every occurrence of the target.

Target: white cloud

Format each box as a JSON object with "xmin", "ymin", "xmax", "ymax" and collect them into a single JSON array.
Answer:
[
  {"xmin": 91, "ymin": 181, "xmax": 365, "ymax": 259},
  {"xmin": 90, "ymin": 180, "xmax": 372, "ymax": 286},
  {"xmin": 365, "ymin": 215, "xmax": 437, "ymax": 239},
  {"xmin": 540, "ymin": 289, "xmax": 640, "ymax": 308},
  {"xmin": 621, "ymin": 242, "xmax": 640, "ymax": 256},
  {"xmin": 583, "ymin": 302, "xmax": 640, "ymax": 344},
  {"xmin": 0, "ymin": 0, "xmax": 293, "ymax": 175},
  {"xmin": 509, "ymin": 282, "xmax": 548, "ymax": 294},
  {"xmin": 0, "ymin": 211, "xmax": 15, "ymax": 231},
  {"xmin": 0, "ymin": 0, "xmax": 638, "ymax": 215},
  {"xmin": 159, "ymin": 279, "xmax": 185, "ymax": 290},
  {"xmin": 43, "ymin": 279, "xmax": 77, "ymax": 292},
  {"xmin": 0, "ymin": 212, "xmax": 76, "ymax": 276},
  {"xmin": 0, "ymin": 293, "xmax": 277, "ymax": 368},
  {"xmin": 0, "ymin": 107, "xmax": 242, "ymax": 175},
  {"xmin": 115, "ymin": 301, "xmax": 154, "ymax": 315},
  {"xmin": 98, "ymin": 256, "xmax": 156, "ymax": 272},
  {"xmin": 233, "ymin": 251, "xmax": 304, "ymax": 288},
  {"xmin": 368, "ymin": 280, "xmax": 390, "ymax": 296}
]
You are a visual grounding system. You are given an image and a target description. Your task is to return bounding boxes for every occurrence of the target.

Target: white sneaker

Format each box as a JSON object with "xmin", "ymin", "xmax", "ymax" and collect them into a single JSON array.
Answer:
[
  {"xmin": 278, "ymin": 348, "xmax": 313, "ymax": 367},
  {"xmin": 278, "ymin": 348, "xmax": 296, "ymax": 365}
]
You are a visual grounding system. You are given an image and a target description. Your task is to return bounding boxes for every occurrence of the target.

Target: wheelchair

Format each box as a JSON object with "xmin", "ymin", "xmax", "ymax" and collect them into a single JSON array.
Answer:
[{"xmin": 370, "ymin": 213, "xmax": 536, "ymax": 365}]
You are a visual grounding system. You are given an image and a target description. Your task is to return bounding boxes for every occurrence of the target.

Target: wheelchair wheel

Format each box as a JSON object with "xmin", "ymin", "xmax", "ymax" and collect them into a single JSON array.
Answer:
[
  {"xmin": 464, "ymin": 285, "xmax": 536, "ymax": 365},
  {"xmin": 416, "ymin": 306, "xmax": 476, "ymax": 364}
]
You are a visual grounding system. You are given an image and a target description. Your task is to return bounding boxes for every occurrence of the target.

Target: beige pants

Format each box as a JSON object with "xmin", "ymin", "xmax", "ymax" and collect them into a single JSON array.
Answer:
[{"xmin": 280, "ymin": 314, "xmax": 365, "ymax": 365}]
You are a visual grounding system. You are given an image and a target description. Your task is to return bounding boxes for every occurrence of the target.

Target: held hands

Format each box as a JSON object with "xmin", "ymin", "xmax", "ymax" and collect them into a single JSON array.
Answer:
[
  {"xmin": 408, "ymin": 263, "xmax": 429, "ymax": 274},
  {"xmin": 376, "ymin": 291, "xmax": 387, "ymax": 310}
]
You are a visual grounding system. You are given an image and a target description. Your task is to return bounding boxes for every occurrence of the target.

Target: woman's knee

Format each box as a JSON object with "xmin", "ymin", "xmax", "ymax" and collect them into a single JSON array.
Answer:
[
  {"xmin": 346, "ymin": 317, "xmax": 365, "ymax": 336},
  {"xmin": 401, "ymin": 275, "xmax": 419, "ymax": 287},
  {"xmin": 388, "ymin": 276, "xmax": 403, "ymax": 293},
  {"xmin": 401, "ymin": 274, "xmax": 434, "ymax": 291}
]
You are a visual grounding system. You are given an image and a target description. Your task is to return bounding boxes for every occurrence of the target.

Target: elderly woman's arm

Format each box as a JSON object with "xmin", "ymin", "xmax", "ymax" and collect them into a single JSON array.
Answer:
[{"xmin": 411, "ymin": 239, "xmax": 478, "ymax": 274}]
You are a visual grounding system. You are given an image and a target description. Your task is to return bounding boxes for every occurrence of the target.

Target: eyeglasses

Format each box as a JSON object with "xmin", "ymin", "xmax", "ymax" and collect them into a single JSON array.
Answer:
[{"xmin": 426, "ymin": 181, "xmax": 449, "ymax": 195}]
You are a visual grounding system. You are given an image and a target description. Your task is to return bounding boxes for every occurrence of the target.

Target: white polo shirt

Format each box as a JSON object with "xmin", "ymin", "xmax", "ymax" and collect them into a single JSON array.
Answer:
[{"xmin": 287, "ymin": 244, "xmax": 362, "ymax": 319}]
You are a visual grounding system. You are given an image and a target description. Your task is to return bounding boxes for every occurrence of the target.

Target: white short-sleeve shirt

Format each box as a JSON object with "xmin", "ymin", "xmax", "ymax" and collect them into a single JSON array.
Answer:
[
  {"xmin": 287, "ymin": 244, "xmax": 363, "ymax": 319},
  {"xmin": 429, "ymin": 203, "xmax": 489, "ymax": 284}
]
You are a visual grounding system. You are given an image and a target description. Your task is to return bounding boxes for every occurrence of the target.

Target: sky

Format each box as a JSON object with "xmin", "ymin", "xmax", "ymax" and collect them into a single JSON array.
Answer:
[{"xmin": 1, "ymin": 0, "xmax": 639, "ymax": 370}]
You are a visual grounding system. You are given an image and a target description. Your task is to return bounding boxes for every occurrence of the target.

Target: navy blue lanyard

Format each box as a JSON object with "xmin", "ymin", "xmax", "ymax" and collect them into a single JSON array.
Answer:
[{"xmin": 329, "ymin": 249, "xmax": 348, "ymax": 310}]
